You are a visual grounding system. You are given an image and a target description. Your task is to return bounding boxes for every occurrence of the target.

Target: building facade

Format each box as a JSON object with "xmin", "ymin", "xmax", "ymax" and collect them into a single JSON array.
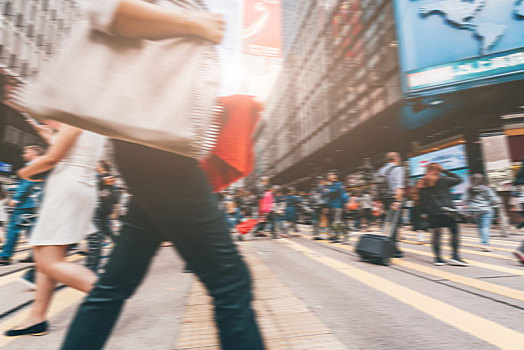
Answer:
[
  {"xmin": 253, "ymin": 0, "xmax": 524, "ymax": 196},
  {"xmin": 0, "ymin": 0, "xmax": 85, "ymax": 183},
  {"xmin": 252, "ymin": 0, "xmax": 401, "ymax": 187}
]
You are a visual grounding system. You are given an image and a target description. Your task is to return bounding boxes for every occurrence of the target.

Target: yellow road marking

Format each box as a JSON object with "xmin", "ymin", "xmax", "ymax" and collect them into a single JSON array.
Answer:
[
  {"xmin": 300, "ymin": 233, "xmax": 524, "ymax": 276},
  {"xmin": 0, "ymin": 255, "xmax": 83, "ymax": 288},
  {"xmin": 308, "ymin": 236, "xmax": 524, "ymax": 300},
  {"xmin": 0, "ymin": 288, "xmax": 84, "ymax": 347},
  {"xmin": 399, "ymin": 247, "xmax": 524, "ymax": 276},
  {"xmin": 393, "ymin": 259, "xmax": 524, "ymax": 301},
  {"xmin": 281, "ymin": 238, "xmax": 524, "ymax": 350},
  {"xmin": 401, "ymin": 238, "xmax": 514, "ymax": 261},
  {"xmin": 400, "ymin": 232, "xmax": 518, "ymax": 251}
]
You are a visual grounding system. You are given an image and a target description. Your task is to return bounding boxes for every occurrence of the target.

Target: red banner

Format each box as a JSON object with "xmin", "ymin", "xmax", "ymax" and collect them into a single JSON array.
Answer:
[{"xmin": 242, "ymin": 0, "xmax": 282, "ymax": 57}]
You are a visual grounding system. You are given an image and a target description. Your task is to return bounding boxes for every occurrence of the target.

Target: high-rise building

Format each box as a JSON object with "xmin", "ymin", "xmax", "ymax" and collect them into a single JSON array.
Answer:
[
  {"xmin": 253, "ymin": 0, "xmax": 524, "ymax": 200},
  {"xmin": 252, "ymin": 0, "xmax": 401, "ymax": 186},
  {"xmin": 0, "ymin": 0, "xmax": 85, "ymax": 183}
]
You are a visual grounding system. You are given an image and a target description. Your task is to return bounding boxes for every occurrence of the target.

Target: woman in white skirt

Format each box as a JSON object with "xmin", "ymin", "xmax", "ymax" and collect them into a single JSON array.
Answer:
[{"xmin": 5, "ymin": 123, "xmax": 105, "ymax": 337}]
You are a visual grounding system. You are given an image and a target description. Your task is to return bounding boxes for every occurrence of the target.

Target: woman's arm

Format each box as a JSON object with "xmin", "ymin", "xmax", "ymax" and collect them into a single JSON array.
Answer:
[
  {"xmin": 441, "ymin": 169, "xmax": 462, "ymax": 187},
  {"xmin": 94, "ymin": 0, "xmax": 225, "ymax": 43},
  {"xmin": 17, "ymin": 125, "xmax": 81, "ymax": 180}
]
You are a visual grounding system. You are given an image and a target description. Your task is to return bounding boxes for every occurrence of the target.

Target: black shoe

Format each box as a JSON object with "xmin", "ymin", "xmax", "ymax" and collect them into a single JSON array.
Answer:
[
  {"xmin": 18, "ymin": 256, "xmax": 34, "ymax": 263},
  {"xmin": 393, "ymin": 251, "xmax": 404, "ymax": 258},
  {"xmin": 434, "ymin": 257, "xmax": 447, "ymax": 266},
  {"xmin": 0, "ymin": 257, "xmax": 11, "ymax": 266},
  {"xmin": 5, "ymin": 321, "xmax": 48, "ymax": 337},
  {"xmin": 313, "ymin": 236, "xmax": 323, "ymax": 241}
]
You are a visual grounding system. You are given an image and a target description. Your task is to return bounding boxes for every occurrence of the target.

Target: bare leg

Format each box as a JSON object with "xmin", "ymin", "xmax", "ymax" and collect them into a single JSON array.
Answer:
[
  {"xmin": 34, "ymin": 245, "xmax": 97, "ymax": 292},
  {"xmin": 11, "ymin": 245, "xmax": 97, "ymax": 330}
]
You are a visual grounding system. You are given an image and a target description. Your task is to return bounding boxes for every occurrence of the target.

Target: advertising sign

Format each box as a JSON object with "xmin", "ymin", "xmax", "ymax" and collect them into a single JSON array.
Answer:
[
  {"xmin": 243, "ymin": 0, "xmax": 282, "ymax": 57},
  {"xmin": 394, "ymin": 0, "xmax": 524, "ymax": 96},
  {"xmin": 409, "ymin": 144, "xmax": 468, "ymax": 177},
  {"xmin": 0, "ymin": 162, "xmax": 12, "ymax": 173}
]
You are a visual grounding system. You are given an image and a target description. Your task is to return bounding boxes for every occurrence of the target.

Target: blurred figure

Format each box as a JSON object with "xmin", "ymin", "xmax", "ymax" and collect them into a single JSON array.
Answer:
[
  {"xmin": 285, "ymin": 187, "xmax": 301, "ymax": 235},
  {"xmin": 0, "ymin": 145, "xmax": 44, "ymax": 265},
  {"xmin": 360, "ymin": 189, "xmax": 374, "ymax": 231},
  {"xmin": 324, "ymin": 170, "xmax": 348, "ymax": 243},
  {"xmin": 310, "ymin": 177, "xmax": 327, "ymax": 240},
  {"xmin": 273, "ymin": 188, "xmax": 288, "ymax": 237},
  {"xmin": 463, "ymin": 174, "xmax": 500, "ymax": 252},
  {"xmin": 5, "ymin": 125, "xmax": 104, "ymax": 337},
  {"xmin": 407, "ymin": 186, "xmax": 427, "ymax": 244},
  {"xmin": 0, "ymin": 185, "xmax": 7, "ymax": 242},
  {"xmin": 86, "ymin": 161, "xmax": 121, "ymax": 273},
  {"xmin": 512, "ymin": 158, "xmax": 524, "ymax": 265},
  {"xmin": 417, "ymin": 163, "xmax": 467, "ymax": 267},
  {"xmin": 347, "ymin": 191, "xmax": 362, "ymax": 232},
  {"xmin": 376, "ymin": 152, "xmax": 405, "ymax": 258}
]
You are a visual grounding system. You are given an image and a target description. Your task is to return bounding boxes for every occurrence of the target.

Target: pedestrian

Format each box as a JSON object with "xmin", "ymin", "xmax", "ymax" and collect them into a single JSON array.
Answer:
[
  {"xmin": 324, "ymin": 170, "xmax": 348, "ymax": 243},
  {"xmin": 512, "ymin": 158, "xmax": 524, "ymax": 265},
  {"xmin": 347, "ymin": 191, "xmax": 362, "ymax": 231},
  {"xmin": 310, "ymin": 176, "xmax": 327, "ymax": 240},
  {"xmin": 360, "ymin": 189, "xmax": 374, "ymax": 230},
  {"xmin": 0, "ymin": 185, "xmax": 8, "ymax": 242},
  {"xmin": 60, "ymin": 2, "xmax": 264, "ymax": 349},
  {"xmin": 417, "ymin": 163, "xmax": 468, "ymax": 266},
  {"xmin": 285, "ymin": 187, "xmax": 302, "ymax": 235},
  {"xmin": 274, "ymin": 188, "xmax": 288, "ymax": 237},
  {"xmin": 86, "ymin": 161, "xmax": 121, "ymax": 273},
  {"xmin": 376, "ymin": 152, "xmax": 406, "ymax": 258},
  {"xmin": 0, "ymin": 145, "xmax": 44, "ymax": 265},
  {"xmin": 463, "ymin": 174, "xmax": 501, "ymax": 252},
  {"xmin": 407, "ymin": 185, "xmax": 427, "ymax": 244},
  {"xmin": 4, "ymin": 124, "xmax": 105, "ymax": 337}
]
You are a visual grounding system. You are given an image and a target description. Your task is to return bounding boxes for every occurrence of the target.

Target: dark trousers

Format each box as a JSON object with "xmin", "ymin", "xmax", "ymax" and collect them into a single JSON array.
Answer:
[
  {"xmin": 61, "ymin": 141, "xmax": 264, "ymax": 350},
  {"xmin": 430, "ymin": 217, "xmax": 460, "ymax": 259},
  {"xmin": 86, "ymin": 208, "xmax": 116, "ymax": 273}
]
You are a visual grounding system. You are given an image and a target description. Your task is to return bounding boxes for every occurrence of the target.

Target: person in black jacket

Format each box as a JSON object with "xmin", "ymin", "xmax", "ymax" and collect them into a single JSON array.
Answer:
[{"xmin": 417, "ymin": 163, "xmax": 468, "ymax": 267}]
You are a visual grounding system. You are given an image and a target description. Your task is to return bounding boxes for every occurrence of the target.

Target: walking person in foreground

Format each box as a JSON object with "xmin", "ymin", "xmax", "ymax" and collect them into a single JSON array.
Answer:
[
  {"xmin": 4, "ymin": 124, "xmax": 105, "ymax": 337},
  {"xmin": 463, "ymin": 174, "xmax": 500, "ymax": 252},
  {"xmin": 59, "ymin": 1, "xmax": 264, "ymax": 349},
  {"xmin": 417, "ymin": 163, "xmax": 468, "ymax": 267}
]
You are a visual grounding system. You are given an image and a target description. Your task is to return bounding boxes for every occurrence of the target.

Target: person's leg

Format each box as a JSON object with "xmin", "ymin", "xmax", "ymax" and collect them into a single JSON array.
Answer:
[
  {"xmin": 86, "ymin": 231, "xmax": 103, "ymax": 273},
  {"xmin": 0, "ymin": 209, "xmax": 29, "ymax": 259},
  {"xmin": 449, "ymin": 221, "xmax": 461, "ymax": 259},
  {"xmin": 12, "ymin": 271, "xmax": 57, "ymax": 329},
  {"xmin": 34, "ymin": 245, "xmax": 96, "ymax": 293},
  {"xmin": 432, "ymin": 228, "xmax": 442, "ymax": 259},
  {"xmin": 96, "ymin": 140, "xmax": 264, "ymax": 350},
  {"xmin": 61, "ymin": 208, "xmax": 163, "ymax": 350}
]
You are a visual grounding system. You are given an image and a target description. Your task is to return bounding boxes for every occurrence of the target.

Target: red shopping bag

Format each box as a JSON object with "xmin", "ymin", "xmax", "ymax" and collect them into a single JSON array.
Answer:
[{"xmin": 235, "ymin": 219, "xmax": 258, "ymax": 235}]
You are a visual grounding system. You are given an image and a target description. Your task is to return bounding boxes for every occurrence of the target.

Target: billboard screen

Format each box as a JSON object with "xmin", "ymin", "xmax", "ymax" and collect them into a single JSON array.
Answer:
[
  {"xmin": 394, "ymin": 0, "xmax": 524, "ymax": 97},
  {"xmin": 409, "ymin": 144, "xmax": 468, "ymax": 177},
  {"xmin": 243, "ymin": 0, "xmax": 282, "ymax": 57}
]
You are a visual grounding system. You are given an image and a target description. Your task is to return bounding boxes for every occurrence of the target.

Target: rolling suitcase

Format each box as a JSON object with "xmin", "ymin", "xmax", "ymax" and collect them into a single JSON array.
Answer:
[{"xmin": 355, "ymin": 208, "xmax": 401, "ymax": 266}]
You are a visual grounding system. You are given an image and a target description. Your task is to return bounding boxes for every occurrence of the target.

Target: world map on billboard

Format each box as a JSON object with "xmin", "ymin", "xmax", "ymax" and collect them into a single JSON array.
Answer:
[
  {"xmin": 418, "ymin": 0, "xmax": 524, "ymax": 55},
  {"xmin": 395, "ymin": 0, "xmax": 524, "ymax": 96}
]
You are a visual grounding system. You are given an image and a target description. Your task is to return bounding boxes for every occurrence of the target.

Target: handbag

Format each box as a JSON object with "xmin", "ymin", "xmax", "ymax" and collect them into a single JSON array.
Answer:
[{"xmin": 9, "ymin": 0, "xmax": 220, "ymax": 159}]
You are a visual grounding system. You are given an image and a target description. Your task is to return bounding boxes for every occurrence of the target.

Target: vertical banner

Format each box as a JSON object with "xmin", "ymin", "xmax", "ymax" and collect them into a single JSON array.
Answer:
[{"xmin": 242, "ymin": 0, "xmax": 282, "ymax": 57}]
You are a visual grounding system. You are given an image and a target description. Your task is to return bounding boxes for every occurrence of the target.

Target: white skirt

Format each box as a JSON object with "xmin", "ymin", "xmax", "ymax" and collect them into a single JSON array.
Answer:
[{"xmin": 30, "ymin": 163, "xmax": 98, "ymax": 246}]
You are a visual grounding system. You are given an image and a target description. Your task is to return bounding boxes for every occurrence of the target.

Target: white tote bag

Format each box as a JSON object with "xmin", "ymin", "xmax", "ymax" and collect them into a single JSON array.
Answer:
[{"xmin": 12, "ymin": 0, "xmax": 221, "ymax": 159}]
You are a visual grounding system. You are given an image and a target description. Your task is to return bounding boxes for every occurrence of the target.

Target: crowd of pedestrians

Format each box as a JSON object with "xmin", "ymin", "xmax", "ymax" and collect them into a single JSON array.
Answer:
[{"xmin": 0, "ymin": 1, "xmax": 523, "ymax": 349}]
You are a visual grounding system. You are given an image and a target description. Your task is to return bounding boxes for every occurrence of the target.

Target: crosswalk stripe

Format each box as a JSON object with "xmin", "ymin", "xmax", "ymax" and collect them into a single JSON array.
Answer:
[
  {"xmin": 398, "ymin": 246, "xmax": 524, "ymax": 276},
  {"xmin": 400, "ymin": 231, "xmax": 518, "ymax": 251},
  {"xmin": 299, "ymin": 233, "xmax": 524, "ymax": 276},
  {"xmin": 280, "ymin": 238, "xmax": 524, "ymax": 350},
  {"xmin": 299, "ymin": 234, "xmax": 524, "ymax": 300},
  {"xmin": 401, "ymin": 238, "xmax": 514, "ymax": 261}
]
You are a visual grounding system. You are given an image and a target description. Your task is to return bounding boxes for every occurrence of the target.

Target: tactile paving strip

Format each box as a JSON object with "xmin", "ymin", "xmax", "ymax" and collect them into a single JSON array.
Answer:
[{"xmin": 175, "ymin": 244, "xmax": 346, "ymax": 349}]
